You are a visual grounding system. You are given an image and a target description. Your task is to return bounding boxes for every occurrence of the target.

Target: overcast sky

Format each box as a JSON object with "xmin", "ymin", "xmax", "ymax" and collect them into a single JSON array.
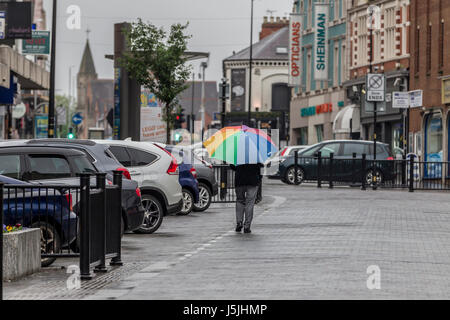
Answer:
[{"xmin": 42, "ymin": 0, "xmax": 293, "ymax": 97}]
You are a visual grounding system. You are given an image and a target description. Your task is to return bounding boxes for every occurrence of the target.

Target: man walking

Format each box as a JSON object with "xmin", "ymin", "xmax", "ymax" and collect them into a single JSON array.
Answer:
[{"xmin": 230, "ymin": 163, "xmax": 263, "ymax": 234}]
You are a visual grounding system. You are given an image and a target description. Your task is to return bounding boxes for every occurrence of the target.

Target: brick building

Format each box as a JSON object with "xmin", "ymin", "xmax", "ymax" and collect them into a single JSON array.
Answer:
[
  {"xmin": 409, "ymin": 0, "xmax": 450, "ymax": 164},
  {"xmin": 343, "ymin": 0, "xmax": 410, "ymax": 155}
]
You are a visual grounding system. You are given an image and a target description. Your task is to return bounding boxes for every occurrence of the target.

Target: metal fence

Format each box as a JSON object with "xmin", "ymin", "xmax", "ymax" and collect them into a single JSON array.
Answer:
[
  {"xmin": 212, "ymin": 165, "xmax": 236, "ymax": 203},
  {"xmin": 1, "ymin": 171, "xmax": 124, "ymax": 293},
  {"xmin": 292, "ymin": 151, "xmax": 450, "ymax": 192}
]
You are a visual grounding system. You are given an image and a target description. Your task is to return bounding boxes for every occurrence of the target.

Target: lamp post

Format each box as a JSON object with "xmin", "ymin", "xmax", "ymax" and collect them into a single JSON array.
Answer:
[
  {"xmin": 248, "ymin": 0, "xmax": 255, "ymax": 126},
  {"xmin": 48, "ymin": 0, "xmax": 57, "ymax": 138},
  {"xmin": 200, "ymin": 61, "xmax": 208, "ymax": 137}
]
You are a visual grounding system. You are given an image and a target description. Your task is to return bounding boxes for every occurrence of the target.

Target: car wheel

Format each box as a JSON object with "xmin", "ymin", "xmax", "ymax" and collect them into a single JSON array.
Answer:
[
  {"xmin": 134, "ymin": 195, "xmax": 164, "ymax": 234},
  {"xmin": 285, "ymin": 166, "xmax": 305, "ymax": 185},
  {"xmin": 193, "ymin": 183, "xmax": 212, "ymax": 212},
  {"xmin": 178, "ymin": 188, "xmax": 194, "ymax": 216},
  {"xmin": 365, "ymin": 170, "xmax": 383, "ymax": 186},
  {"xmin": 31, "ymin": 221, "xmax": 61, "ymax": 268}
]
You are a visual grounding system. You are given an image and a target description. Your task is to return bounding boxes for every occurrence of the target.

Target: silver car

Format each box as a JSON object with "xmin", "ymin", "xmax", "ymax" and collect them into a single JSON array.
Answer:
[{"xmin": 95, "ymin": 139, "xmax": 183, "ymax": 234}]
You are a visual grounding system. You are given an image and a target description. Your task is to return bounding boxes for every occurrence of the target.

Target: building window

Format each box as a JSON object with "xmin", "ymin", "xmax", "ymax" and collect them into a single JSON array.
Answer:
[
  {"xmin": 373, "ymin": 31, "xmax": 381, "ymax": 62},
  {"xmin": 341, "ymin": 45, "xmax": 346, "ymax": 84},
  {"xmin": 308, "ymin": 0, "xmax": 312, "ymax": 29},
  {"xmin": 424, "ymin": 113, "xmax": 443, "ymax": 178},
  {"xmin": 334, "ymin": 45, "xmax": 339, "ymax": 86},
  {"xmin": 439, "ymin": 20, "xmax": 444, "ymax": 69},
  {"xmin": 384, "ymin": 7, "xmax": 396, "ymax": 59},
  {"xmin": 298, "ymin": 127, "xmax": 308, "ymax": 145},
  {"xmin": 426, "ymin": 24, "xmax": 432, "ymax": 74},
  {"xmin": 306, "ymin": 48, "xmax": 312, "ymax": 92},
  {"xmin": 315, "ymin": 124, "xmax": 324, "ymax": 142},
  {"xmin": 415, "ymin": 27, "xmax": 420, "ymax": 76},
  {"xmin": 334, "ymin": 0, "xmax": 339, "ymax": 21},
  {"xmin": 357, "ymin": 15, "xmax": 368, "ymax": 66}
]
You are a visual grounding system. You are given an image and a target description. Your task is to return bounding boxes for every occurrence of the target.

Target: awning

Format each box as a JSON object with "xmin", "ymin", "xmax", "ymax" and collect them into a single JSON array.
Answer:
[{"xmin": 333, "ymin": 104, "xmax": 360, "ymax": 134}]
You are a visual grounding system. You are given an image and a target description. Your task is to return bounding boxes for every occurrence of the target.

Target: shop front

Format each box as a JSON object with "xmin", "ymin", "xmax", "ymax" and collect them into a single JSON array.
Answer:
[
  {"xmin": 343, "ymin": 70, "xmax": 408, "ymax": 156},
  {"xmin": 290, "ymin": 90, "xmax": 345, "ymax": 146}
]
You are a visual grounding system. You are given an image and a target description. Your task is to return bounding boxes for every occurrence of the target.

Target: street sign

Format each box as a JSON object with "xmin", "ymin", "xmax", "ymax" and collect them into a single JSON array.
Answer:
[
  {"xmin": 57, "ymin": 106, "xmax": 67, "ymax": 125},
  {"xmin": 22, "ymin": 31, "xmax": 50, "ymax": 55},
  {"xmin": 409, "ymin": 90, "xmax": 423, "ymax": 108},
  {"xmin": 392, "ymin": 92, "xmax": 410, "ymax": 109},
  {"xmin": 72, "ymin": 113, "xmax": 83, "ymax": 126},
  {"xmin": 12, "ymin": 102, "xmax": 26, "ymax": 119},
  {"xmin": 0, "ymin": 11, "xmax": 5, "ymax": 40},
  {"xmin": 366, "ymin": 73, "xmax": 385, "ymax": 102}
]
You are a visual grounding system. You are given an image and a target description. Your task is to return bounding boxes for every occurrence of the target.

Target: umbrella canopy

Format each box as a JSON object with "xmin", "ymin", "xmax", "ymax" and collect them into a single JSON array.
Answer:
[{"xmin": 203, "ymin": 125, "xmax": 278, "ymax": 165}]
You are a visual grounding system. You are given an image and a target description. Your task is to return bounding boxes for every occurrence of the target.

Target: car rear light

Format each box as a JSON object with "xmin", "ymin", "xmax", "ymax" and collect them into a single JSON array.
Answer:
[
  {"xmin": 116, "ymin": 167, "xmax": 131, "ymax": 180},
  {"xmin": 135, "ymin": 187, "xmax": 142, "ymax": 198},
  {"xmin": 280, "ymin": 147, "xmax": 288, "ymax": 157},
  {"xmin": 65, "ymin": 193, "xmax": 73, "ymax": 212},
  {"xmin": 154, "ymin": 143, "xmax": 179, "ymax": 175},
  {"xmin": 386, "ymin": 157, "xmax": 394, "ymax": 161},
  {"xmin": 190, "ymin": 167, "xmax": 198, "ymax": 179}
]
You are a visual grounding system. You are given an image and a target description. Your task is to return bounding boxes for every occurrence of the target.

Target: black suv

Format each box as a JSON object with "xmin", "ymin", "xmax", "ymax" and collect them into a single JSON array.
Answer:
[
  {"xmin": 272, "ymin": 140, "xmax": 395, "ymax": 185},
  {"xmin": 0, "ymin": 146, "xmax": 145, "ymax": 233}
]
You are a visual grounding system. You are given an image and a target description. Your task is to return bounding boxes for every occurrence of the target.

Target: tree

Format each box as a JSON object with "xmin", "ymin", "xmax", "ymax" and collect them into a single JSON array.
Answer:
[{"xmin": 120, "ymin": 19, "xmax": 192, "ymax": 143}]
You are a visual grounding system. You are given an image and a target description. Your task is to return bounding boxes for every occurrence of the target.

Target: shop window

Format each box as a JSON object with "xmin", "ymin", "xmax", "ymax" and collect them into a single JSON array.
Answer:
[
  {"xmin": 424, "ymin": 113, "xmax": 443, "ymax": 178},
  {"xmin": 297, "ymin": 127, "xmax": 308, "ymax": 145}
]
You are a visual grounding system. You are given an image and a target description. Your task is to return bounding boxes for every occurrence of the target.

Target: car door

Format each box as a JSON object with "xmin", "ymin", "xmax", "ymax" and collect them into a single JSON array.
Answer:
[
  {"xmin": 339, "ymin": 142, "xmax": 367, "ymax": 181},
  {"xmin": 317, "ymin": 143, "xmax": 342, "ymax": 179},
  {"xmin": 107, "ymin": 145, "xmax": 144, "ymax": 184},
  {"xmin": 127, "ymin": 147, "xmax": 159, "ymax": 183},
  {"xmin": 25, "ymin": 154, "xmax": 73, "ymax": 181}
]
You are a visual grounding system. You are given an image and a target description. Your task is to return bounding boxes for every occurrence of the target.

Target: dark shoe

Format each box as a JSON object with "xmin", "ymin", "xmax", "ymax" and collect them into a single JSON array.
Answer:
[
  {"xmin": 244, "ymin": 228, "xmax": 251, "ymax": 234},
  {"xmin": 235, "ymin": 223, "xmax": 243, "ymax": 232}
]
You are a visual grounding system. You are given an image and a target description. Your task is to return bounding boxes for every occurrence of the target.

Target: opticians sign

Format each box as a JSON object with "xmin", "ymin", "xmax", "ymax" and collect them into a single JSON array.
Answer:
[
  {"xmin": 314, "ymin": 3, "xmax": 328, "ymax": 81},
  {"xmin": 289, "ymin": 13, "xmax": 302, "ymax": 87},
  {"xmin": 442, "ymin": 78, "xmax": 450, "ymax": 105}
]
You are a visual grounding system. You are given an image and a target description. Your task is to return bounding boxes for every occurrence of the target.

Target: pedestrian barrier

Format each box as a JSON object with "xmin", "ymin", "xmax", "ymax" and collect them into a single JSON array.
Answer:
[
  {"xmin": 211, "ymin": 165, "xmax": 236, "ymax": 203},
  {"xmin": 292, "ymin": 151, "xmax": 450, "ymax": 192},
  {"xmin": 1, "ymin": 171, "xmax": 124, "ymax": 291}
]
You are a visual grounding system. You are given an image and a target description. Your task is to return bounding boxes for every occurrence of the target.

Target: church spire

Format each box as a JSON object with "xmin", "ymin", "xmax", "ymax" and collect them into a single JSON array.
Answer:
[{"xmin": 79, "ymin": 30, "xmax": 97, "ymax": 76}]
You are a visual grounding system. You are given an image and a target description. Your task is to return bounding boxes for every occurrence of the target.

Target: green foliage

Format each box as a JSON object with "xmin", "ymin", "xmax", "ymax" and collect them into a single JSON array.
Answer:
[{"xmin": 120, "ymin": 19, "xmax": 192, "ymax": 142}]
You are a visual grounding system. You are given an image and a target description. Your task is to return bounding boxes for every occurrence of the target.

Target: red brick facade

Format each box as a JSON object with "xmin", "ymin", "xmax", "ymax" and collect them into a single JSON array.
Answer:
[{"xmin": 409, "ymin": 0, "xmax": 450, "ymax": 161}]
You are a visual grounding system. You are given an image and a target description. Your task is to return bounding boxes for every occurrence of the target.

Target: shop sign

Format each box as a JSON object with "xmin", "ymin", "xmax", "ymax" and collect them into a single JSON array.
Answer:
[
  {"xmin": 313, "ymin": 3, "xmax": 328, "ymax": 81},
  {"xmin": 442, "ymin": 78, "xmax": 450, "ymax": 105},
  {"xmin": 35, "ymin": 115, "xmax": 48, "ymax": 139},
  {"xmin": 0, "ymin": 11, "xmax": 5, "ymax": 40},
  {"xmin": 392, "ymin": 92, "xmax": 410, "ymax": 109},
  {"xmin": 409, "ymin": 90, "xmax": 423, "ymax": 108},
  {"xmin": 22, "ymin": 31, "xmax": 50, "ymax": 55},
  {"xmin": 301, "ymin": 103, "xmax": 333, "ymax": 117},
  {"xmin": 113, "ymin": 68, "xmax": 121, "ymax": 139},
  {"xmin": 289, "ymin": 13, "xmax": 302, "ymax": 87}
]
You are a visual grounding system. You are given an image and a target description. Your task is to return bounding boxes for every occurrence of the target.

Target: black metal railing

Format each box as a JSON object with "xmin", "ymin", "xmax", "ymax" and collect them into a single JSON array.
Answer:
[
  {"xmin": 292, "ymin": 150, "xmax": 450, "ymax": 192},
  {"xmin": 212, "ymin": 165, "xmax": 236, "ymax": 203},
  {"xmin": 1, "ymin": 171, "xmax": 124, "ymax": 286}
]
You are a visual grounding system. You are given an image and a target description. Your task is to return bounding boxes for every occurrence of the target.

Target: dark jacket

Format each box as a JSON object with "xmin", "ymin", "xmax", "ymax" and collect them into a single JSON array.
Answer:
[{"xmin": 230, "ymin": 163, "xmax": 263, "ymax": 187}]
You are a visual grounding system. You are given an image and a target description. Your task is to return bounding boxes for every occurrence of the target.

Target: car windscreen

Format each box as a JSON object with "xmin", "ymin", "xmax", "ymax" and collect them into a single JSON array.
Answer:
[{"xmin": 72, "ymin": 155, "xmax": 97, "ymax": 174}]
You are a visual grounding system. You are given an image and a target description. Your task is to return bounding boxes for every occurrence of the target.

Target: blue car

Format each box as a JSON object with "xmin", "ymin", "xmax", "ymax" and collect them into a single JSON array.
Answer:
[
  {"xmin": 1, "ymin": 175, "xmax": 77, "ymax": 267},
  {"xmin": 164, "ymin": 146, "xmax": 199, "ymax": 215}
]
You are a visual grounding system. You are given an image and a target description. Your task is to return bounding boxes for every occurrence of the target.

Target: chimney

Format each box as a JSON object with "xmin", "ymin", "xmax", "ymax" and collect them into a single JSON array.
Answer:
[{"xmin": 259, "ymin": 16, "xmax": 289, "ymax": 40}]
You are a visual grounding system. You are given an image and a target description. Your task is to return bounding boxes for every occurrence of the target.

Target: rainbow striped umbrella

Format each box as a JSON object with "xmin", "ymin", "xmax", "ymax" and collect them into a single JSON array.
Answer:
[{"xmin": 203, "ymin": 125, "xmax": 278, "ymax": 165}]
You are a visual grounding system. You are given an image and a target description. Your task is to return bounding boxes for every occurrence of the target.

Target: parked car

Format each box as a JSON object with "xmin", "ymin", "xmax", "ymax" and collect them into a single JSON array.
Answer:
[
  {"xmin": 166, "ymin": 146, "xmax": 218, "ymax": 212},
  {"xmin": 95, "ymin": 139, "xmax": 183, "ymax": 233},
  {"xmin": 0, "ymin": 146, "xmax": 145, "ymax": 234},
  {"xmin": 162, "ymin": 145, "xmax": 200, "ymax": 215},
  {"xmin": 0, "ymin": 174, "xmax": 77, "ymax": 267},
  {"xmin": 271, "ymin": 140, "xmax": 395, "ymax": 185},
  {"xmin": 264, "ymin": 145, "xmax": 308, "ymax": 177}
]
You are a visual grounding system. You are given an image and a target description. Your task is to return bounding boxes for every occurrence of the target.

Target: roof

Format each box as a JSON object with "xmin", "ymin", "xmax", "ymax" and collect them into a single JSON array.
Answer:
[
  {"xmin": 0, "ymin": 146, "xmax": 86, "ymax": 156},
  {"xmin": 224, "ymin": 27, "xmax": 289, "ymax": 61},
  {"xmin": 79, "ymin": 39, "xmax": 97, "ymax": 75}
]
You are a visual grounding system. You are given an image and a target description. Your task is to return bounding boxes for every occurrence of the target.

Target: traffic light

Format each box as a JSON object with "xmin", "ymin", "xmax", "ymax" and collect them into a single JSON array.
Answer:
[
  {"xmin": 67, "ymin": 127, "xmax": 75, "ymax": 139},
  {"xmin": 174, "ymin": 108, "xmax": 186, "ymax": 129}
]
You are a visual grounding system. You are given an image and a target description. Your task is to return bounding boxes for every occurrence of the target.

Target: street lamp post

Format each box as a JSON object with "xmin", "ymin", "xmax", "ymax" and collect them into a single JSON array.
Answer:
[
  {"xmin": 248, "ymin": 0, "xmax": 255, "ymax": 126},
  {"xmin": 48, "ymin": 0, "xmax": 57, "ymax": 138},
  {"xmin": 369, "ymin": 8, "xmax": 378, "ymax": 191}
]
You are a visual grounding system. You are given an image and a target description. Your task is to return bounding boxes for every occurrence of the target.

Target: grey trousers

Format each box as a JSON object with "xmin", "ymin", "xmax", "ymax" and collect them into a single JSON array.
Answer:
[{"xmin": 235, "ymin": 185, "xmax": 258, "ymax": 229}]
